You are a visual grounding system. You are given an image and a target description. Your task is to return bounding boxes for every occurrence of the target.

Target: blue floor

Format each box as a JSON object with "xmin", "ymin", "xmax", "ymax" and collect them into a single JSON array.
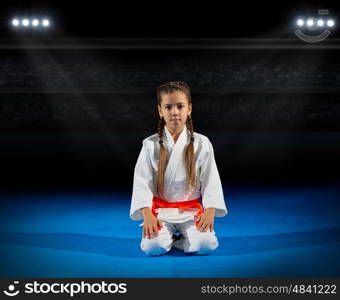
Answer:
[{"xmin": 0, "ymin": 185, "xmax": 339, "ymax": 277}]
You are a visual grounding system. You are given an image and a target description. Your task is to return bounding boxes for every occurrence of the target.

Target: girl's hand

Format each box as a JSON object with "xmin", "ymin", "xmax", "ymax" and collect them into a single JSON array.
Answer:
[
  {"xmin": 141, "ymin": 207, "xmax": 162, "ymax": 239},
  {"xmin": 196, "ymin": 208, "xmax": 216, "ymax": 232}
]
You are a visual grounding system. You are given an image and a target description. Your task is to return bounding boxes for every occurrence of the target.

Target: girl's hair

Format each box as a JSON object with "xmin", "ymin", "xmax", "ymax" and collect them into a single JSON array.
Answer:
[{"xmin": 156, "ymin": 81, "xmax": 196, "ymax": 199}]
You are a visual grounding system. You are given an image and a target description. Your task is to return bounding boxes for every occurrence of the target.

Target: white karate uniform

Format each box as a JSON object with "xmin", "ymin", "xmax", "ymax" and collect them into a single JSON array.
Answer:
[{"xmin": 130, "ymin": 125, "xmax": 228, "ymax": 256}]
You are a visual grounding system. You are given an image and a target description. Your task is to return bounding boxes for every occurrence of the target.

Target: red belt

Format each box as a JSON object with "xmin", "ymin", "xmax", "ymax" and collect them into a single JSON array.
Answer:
[{"xmin": 151, "ymin": 196, "xmax": 204, "ymax": 230}]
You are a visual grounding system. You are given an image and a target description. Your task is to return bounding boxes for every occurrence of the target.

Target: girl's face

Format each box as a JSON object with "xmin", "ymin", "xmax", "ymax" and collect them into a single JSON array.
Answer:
[{"xmin": 158, "ymin": 91, "xmax": 192, "ymax": 133}]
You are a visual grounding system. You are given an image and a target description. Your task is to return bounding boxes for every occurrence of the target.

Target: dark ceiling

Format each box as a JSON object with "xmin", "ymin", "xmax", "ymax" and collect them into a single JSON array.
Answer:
[{"xmin": 0, "ymin": 0, "xmax": 338, "ymax": 38}]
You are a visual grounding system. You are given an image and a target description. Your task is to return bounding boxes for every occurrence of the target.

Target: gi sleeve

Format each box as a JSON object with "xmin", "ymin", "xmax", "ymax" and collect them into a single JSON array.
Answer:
[
  {"xmin": 199, "ymin": 138, "xmax": 228, "ymax": 217},
  {"xmin": 130, "ymin": 140, "xmax": 154, "ymax": 220}
]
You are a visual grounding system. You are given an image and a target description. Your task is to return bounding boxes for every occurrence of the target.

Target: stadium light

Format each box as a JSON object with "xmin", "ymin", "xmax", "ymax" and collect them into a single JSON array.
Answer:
[
  {"xmin": 294, "ymin": 9, "xmax": 335, "ymax": 43},
  {"xmin": 22, "ymin": 19, "xmax": 30, "ymax": 26},
  {"xmin": 327, "ymin": 19, "xmax": 334, "ymax": 27},
  {"xmin": 306, "ymin": 19, "xmax": 314, "ymax": 27},
  {"xmin": 42, "ymin": 19, "xmax": 50, "ymax": 27},
  {"xmin": 297, "ymin": 19, "xmax": 304, "ymax": 26},
  {"xmin": 32, "ymin": 19, "xmax": 39, "ymax": 27},
  {"xmin": 295, "ymin": 18, "xmax": 335, "ymax": 29},
  {"xmin": 10, "ymin": 17, "xmax": 51, "ymax": 29},
  {"xmin": 317, "ymin": 19, "xmax": 324, "ymax": 27},
  {"xmin": 12, "ymin": 19, "xmax": 19, "ymax": 26}
]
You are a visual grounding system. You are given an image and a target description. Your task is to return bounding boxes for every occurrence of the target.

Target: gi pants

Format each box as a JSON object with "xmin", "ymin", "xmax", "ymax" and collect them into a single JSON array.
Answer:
[{"xmin": 141, "ymin": 220, "xmax": 218, "ymax": 256}]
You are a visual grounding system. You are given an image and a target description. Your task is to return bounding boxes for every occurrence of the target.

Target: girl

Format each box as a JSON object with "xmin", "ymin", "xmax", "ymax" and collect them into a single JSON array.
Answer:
[{"xmin": 130, "ymin": 81, "xmax": 227, "ymax": 256}]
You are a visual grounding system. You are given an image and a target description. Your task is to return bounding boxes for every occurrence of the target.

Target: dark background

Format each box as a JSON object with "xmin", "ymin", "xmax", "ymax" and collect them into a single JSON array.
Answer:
[
  {"xmin": 0, "ymin": 0, "xmax": 339, "ymax": 190},
  {"xmin": 0, "ymin": 0, "xmax": 339, "ymax": 38}
]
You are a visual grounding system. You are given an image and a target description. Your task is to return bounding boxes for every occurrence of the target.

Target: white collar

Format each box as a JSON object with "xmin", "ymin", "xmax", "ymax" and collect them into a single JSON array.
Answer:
[{"xmin": 164, "ymin": 124, "xmax": 188, "ymax": 147}]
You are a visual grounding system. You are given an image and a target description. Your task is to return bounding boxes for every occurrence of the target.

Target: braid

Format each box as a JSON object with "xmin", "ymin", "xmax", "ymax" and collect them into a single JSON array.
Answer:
[
  {"xmin": 185, "ymin": 114, "xmax": 196, "ymax": 191},
  {"xmin": 186, "ymin": 114, "xmax": 195, "ymax": 143},
  {"xmin": 157, "ymin": 117, "xmax": 167, "ymax": 199},
  {"xmin": 157, "ymin": 117, "xmax": 165, "ymax": 145}
]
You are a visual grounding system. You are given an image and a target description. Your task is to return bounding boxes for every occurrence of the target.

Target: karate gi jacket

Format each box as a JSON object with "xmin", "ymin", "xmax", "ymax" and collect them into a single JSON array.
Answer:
[{"xmin": 130, "ymin": 125, "xmax": 228, "ymax": 223}]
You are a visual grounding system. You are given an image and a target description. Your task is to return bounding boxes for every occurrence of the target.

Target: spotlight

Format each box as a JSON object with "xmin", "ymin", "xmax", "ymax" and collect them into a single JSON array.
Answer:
[
  {"xmin": 297, "ymin": 19, "xmax": 304, "ymax": 26},
  {"xmin": 294, "ymin": 9, "xmax": 335, "ymax": 43},
  {"xmin": 42, "ymin": 19, "xmax": 50, "ymax": 27},
  {"xmin": 306, "ymin": 19, "xmax": 314, "ymax": 26},
  {"xmin": 12, "ymin": 19, "xmax": 19, "ymax": 26},
  {"xmin": 327, "ymin": 19, "xmax": 334, "ymax": 27},
  {"xmin": 32, "ymin": 19, "xmax": 39, "ymax": 26},
  {"xmin": 10, "ymin": 16, "xmax": 52, "ymax": 30},
  {"xmin": 317, "ymin": 19, "xmax": 324, "ymax": 27},
  {"xmin": 22, "ymin": 19, "xmax": 30, "ymax": 26}
]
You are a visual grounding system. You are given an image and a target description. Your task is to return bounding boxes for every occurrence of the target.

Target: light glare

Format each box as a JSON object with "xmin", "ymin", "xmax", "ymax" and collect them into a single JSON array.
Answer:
[
  {"xmin": 317, "ymin": 19, "xmax": 324, "ymax": 26},
  {"xmin": 12, "ymin": 19, "xmax": 19, "ymax": 26},
  {"xmin": 42, "ymin": 19, "xmax": 50, "ymax": 27},
  {"xmin": 22, "ymin": 19, "xmax": 29, "ymax": 26},
  {"xmin": 297, "ymin": 19, "xmax": 304, "ymax": 26},
  {"xmin": 327, "ymin": 19, "xmax": 334, "ymax": 27},
  {"xmin": 307, "ymin": 19, "xmax": 314, "ymax": 26}
]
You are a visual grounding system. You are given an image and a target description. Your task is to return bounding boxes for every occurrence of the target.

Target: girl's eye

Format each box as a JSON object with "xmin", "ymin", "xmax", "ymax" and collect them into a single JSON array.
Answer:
[{"xmin": 164, "ymin": 105, "xmax": 184, "ymax": 110}]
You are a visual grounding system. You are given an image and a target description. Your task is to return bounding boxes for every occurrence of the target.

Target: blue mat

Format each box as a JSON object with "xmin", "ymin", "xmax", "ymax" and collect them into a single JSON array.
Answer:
[{"xmin": 0, "ymin": 186, "xmax": 339, "ymax": 277}]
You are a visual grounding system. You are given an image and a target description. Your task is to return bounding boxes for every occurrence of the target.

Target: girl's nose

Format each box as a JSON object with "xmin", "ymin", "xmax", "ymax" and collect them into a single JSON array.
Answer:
[{"xmin": 171, "ymin": 107, "xmax": 179, "ymax": 114}]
